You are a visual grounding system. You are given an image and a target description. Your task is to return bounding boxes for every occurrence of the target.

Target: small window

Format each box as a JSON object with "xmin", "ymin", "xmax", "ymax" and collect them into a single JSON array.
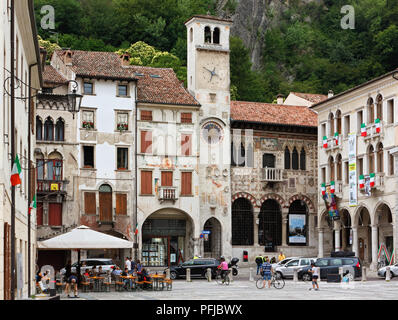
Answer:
[
  {"xmin": 204, "ymin": 26, "xmax": 211, "ymax": 43},
  {"xmin": 300, "ymin": 148, "xmax": 306, "ymax": 170},
  {"xmin": 82, "ymin": 110, "xmax": 94, "ymax": 129},
  {"xmin": 83, "ymin": 82, "xmax": 93, "ymax": 95},
  {"xmin": 181, "ymin": 172, "xmax": 192, "ymax": 196},
  {"xmin": 83, "ymin": 146, "xmax": 94, "ymax": 168},
  {"xmin": 284, "ymin": 147, "xmax": 290, "ymax": 169},
  {"xmin": 116, "ymin": 112, "xmax": 128, "ymax": 131},
  {"xmin": 141, "ymin": 110, "xmax": 152, "ymax": 121},
  {"xmin": 181, "ymin": 112, "xmax": 192, "ymax": 123},
  {"xmin": 117, "ymin": 147, "xmax": 128, "ymax": 170},
  {"xmin": 292, "ymin": 147, "xmax": 299, "ymax": 170},
  {"xmin": 118, "ymin": 84, "xmax": 128, "ymax": 96},
  {"xmin": 213, "ymin": 27, "xmax": 220, "ymax": 44}
]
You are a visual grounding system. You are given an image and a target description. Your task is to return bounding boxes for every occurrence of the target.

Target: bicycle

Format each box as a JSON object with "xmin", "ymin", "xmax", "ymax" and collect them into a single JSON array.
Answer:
[
  {"xmin": 215, "ymin": 269, "xmax": 230, "ymax": 285},
  {"xmin": 256, "ymin": 273, "xmax": 285, "ymax": 289}
]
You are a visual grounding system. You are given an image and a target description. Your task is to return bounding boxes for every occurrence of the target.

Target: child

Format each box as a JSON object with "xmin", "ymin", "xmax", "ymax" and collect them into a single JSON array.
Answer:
[{"xmin": 309, "ymin": 262, "xmax": 319, "ymax": 291}]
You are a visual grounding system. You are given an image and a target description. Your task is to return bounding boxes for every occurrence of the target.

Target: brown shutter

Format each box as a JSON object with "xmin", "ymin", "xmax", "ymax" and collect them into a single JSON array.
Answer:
[
  {"xmin": 181, "ymin": 134, "xmax": 192, "ymax": 156},
  {"xmin": 48, "ymin": 203, "xmax": 62, "ymax": 226},
  {"xmin": 84, "ymin": 192, "xmax": 96, "ymax": 214},
  {"xmin": 161, "ymin": 171, "xmax": 173, "ymax": 186},
  {"xmin": 141, "ymin": 171, "xmax": 152, "ymax": 194},
  {"xmin": 181, "ymin": 172, "xmax": 192, "ymax": 195},
  {"xmin": 141, "ymin": 130, "xmax": 152, "ymax": 153},
  {"xmin": 116, "ymin": 193, "xmax": 127, "ymax": 215},
  {"xmin": 37, "ymin": 202, "xmax": 43, "ymax": 226},
  {"xmin": 181, "ymin": 112, "xmax": 192, "ymax": 123},
  {"xmin": 99, "ymin": 192, "xmax": 113, "ymax": 222},
  {"xmin": 141, "ymin": 110, "xmax": 153, "ymax": 121}
]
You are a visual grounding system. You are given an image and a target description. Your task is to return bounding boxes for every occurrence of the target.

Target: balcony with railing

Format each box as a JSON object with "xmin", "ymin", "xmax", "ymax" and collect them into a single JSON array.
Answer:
[
  {"xmin": 158, "ymin": 186, "xmax": 178, "ymax": 201},
  {"xmin": 37, "ymin": 179, "xmax": 68, "ymax": 194},
  {"xmin": 363, "ymin": 120, "xmax": 383, "ymax": 141},
  {"xmin": 322, "ymin": 134, "xmax": 342, "ymax": 152},
  {"xmin": 261, "ymin": 168, "xmax": 284, "ymax": 182}
]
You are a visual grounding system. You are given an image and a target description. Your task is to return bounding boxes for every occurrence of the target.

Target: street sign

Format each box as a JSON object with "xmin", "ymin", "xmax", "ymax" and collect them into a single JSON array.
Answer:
[{"xmin": 202, "ymin": 230, "xmax": 211, "ymax": 234}]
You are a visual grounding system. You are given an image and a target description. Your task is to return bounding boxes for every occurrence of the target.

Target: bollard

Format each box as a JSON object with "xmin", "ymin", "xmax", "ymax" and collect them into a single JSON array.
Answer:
[
  {"xmin": 386, "ymin": 266, "xmax": 391, "ymax": 282},
  {"xmin": 293, "ymin": 268, "xmax": 298, "ymax": 283},
  {"xmin": 249, "ymin": 267, "xmax": 254, "ymax": 282},
  {"xmin": 206, "ymin": 268, "xmax": 212, "ymax": 282},
  {"xmin": 362, "ymin": 267, "xmax": 367, "ymax": 282},
  {"xmin": 317, "ymin": 267, "xmax": 322, "ymax": 283},
  {"xmin": 186, "ymin": 268, "xmax": 192, "ymax": 282},
  {"xmin": 165, "ymin": 268, "xmax": 170, "ymax": 280},
  {"xmin": 339, "ymin": 267, "xmax": 343, "ymax": 282}
]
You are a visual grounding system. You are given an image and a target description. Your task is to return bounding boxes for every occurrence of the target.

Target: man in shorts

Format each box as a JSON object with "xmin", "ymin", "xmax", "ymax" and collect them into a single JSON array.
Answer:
[
  {"xmin": 261, "ymin": 257, "xmax": 273, "ymax": 288},
  {"xmin": 309, "ymin": 262, "xmax": 319, "ymax": 291},
  {"xmin": 65, "ymin": 274, "xmax": 79, "ymax": 298}
]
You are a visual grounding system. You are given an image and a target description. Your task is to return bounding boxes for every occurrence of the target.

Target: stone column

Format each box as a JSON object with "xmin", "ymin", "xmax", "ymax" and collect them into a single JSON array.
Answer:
[
  {"xmin": 334, "ymin": 221, "xmax": 341, "ymax": 252},
  {"xmin": 318, "ymin": 228, "xmax": 324, "ymax": 258},
  {"xmin": 253, "ymin": 208, "xmax": 260, "ymax": 246},
  {"xmin": 282, "ymin": 209, "xmax": 289, "ymax": 246},
  {"xmin": 352, "ymin": 226, "xmax": 359, "ymax": 257},
  {"xmin": 371, "ymin": 225, "xmax": 378, "ymax": 270}
]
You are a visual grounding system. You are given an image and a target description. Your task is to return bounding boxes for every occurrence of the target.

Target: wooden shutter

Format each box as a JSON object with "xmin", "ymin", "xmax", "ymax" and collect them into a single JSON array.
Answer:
[
  {"xmin": 30, "ymin": 160, "xmax": 36, "ymax": 201},
  {"xmin": 48, "ymin": 203, "xmax": 62, "ymax": 226},
  {"xmin": 4, "ymin": 222, "xmax": 11, "ymax": 300},
  {"xmin": 116, "ymin": 194, "xmax": 127, "ymax": 215},
  {"xmin": 141, "ymin": 110, "xmax": 152, "ymax": 121},
  {"xmin": 84, "ymin": 192, "xmax": 96, "ymax": 214},
  {"xmin": 161, "ymin": 171, "xmax": 173, "ymax": 186},
  {"xmin": 181, "ymin": 172, "xmax": 192, "ymax": 195},
  {"xmin": 99, "ymin": 192, "xmax": 113, "ymax": 222},
  {"xmin": 141, "ymin": 171, "xmax": 152, "ymax": 194},
  {"xmin": 140, "ymin": 130, "xmax": 152, "ymax": 153},
  {"xmin": 36, "ymin": 202, "xmax": 43, "ymax": 226},
  {"xmin": 181, "ymin": 112, "xmax": 192, "ymax": 123},
  {"xmin": 181, "ymin": 134, "xmax": 192, "ymax": 156}
]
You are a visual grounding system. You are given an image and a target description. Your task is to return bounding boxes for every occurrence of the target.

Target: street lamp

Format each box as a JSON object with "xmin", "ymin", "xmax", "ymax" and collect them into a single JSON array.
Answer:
[{"xmin": 66, "ymin": 80, "xmax": 83, "ymax": 118}]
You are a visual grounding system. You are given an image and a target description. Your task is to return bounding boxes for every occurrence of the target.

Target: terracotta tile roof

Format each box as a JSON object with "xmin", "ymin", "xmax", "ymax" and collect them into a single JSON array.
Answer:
[
  {"xmin": 291, "ymin": 92, "xmax": 328, "ymax": 104},
  {"xmin": 230, "ymin": 101, "xmax": 317, "ymax": 127},
  {"xmin": 53, "ymin": 50, "xmax": 199, "ymax": 106},
  {"xmin": 42, "ymin": 65, "xmax": 68, "ymax": 87}
]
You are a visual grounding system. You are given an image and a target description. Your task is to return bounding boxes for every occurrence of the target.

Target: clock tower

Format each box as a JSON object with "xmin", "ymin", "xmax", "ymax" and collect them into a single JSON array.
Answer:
[{"xmin": 185, "ymin": 15, "xmax": 233, "ymax": 259}]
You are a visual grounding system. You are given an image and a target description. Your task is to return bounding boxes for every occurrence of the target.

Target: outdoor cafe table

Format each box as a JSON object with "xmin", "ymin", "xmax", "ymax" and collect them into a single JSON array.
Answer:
[
  {"xmin": 90, "ymin": 276, "xmax": 105, "ymax": 292},
  {"xmin": 120, "ymin": 275, "xmax": 137, "ymax": 290},
  {"xmin": 150, "ymin": 274, "xmax": 165, "ymax": 291}
]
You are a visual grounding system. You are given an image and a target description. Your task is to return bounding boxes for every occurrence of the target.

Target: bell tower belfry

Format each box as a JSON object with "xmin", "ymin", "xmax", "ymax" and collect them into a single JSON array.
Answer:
[{"xmin": 185, "ymin": 15, "xmax": 233, "ymax": 259}]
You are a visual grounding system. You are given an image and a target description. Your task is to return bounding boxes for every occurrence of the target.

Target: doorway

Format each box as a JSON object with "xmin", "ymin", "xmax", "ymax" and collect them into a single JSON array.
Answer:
[
  {"xmin": 99, "ymin": 184, "xmax": 112, "ymax": 222},
  {"xmin": 359, "ymin": 238, "xmax": 365, "ymax": 261}
]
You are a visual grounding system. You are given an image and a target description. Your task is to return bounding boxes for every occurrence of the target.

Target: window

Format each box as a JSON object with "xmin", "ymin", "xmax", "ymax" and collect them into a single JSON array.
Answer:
[
  {"xmin": 263, "ymin": 153, "xmax": 275, "ymax": 168},
  {"xmin": 328, "ymin": 113, "xmax": 334, "ymax": 136},
  {"xmin": 284, "ymin": 147, "xmax": 291, "ymax": 169},
  {"xmin": 238, "ymin": 142, "xmax": 245, "ymax": 167},
  {"xmin": 117, "ymin": 147, "xmax": 128, "ymax": 170},
  {"xmin": 387, "ymin": 99, "xmax": 394, "ymax": 124},
  {"xmin": 336, "ymin": 154, "xmax": 342, "ymax": 180},
  {"xmin": 82, "ymin": 110, "xmax": 94, "ymax": 129},
  {"xmin": 181, "ymin": 172, "xmax": 192, "ymax": 196},
  {"xmin": 84, "ymin": 192, "xmax": 96, "ymax": 214},
  {"xmin": 246, "ymin": 143, "xmax": 254, "ymax": 167},
  {"xmin": 292, "ymin": 147, "xmax": 299, "ymax": 170},
  {"xmin": 358, "ymin": 157, "xmax": 364, "ymax": 176},
  {"xmin": 335, "ymin": 110, "xmax": 342, "ymax": 135},
  {"xmin": 181, "ymin": 134, "xmax": 192, "ymax": 156},
  {"xmin": 116, "ymin": 112, "xmax": 128, "ymax": 131},
  {"xmin": 37, "ymin": 158, "xmax": 44, "ymax": 180},
  {"xmin": 376, "ymin": 94, "xmax": 383, "ymax": 120},
  {"xmin": 36, "ymin": 117, "xmax": 42, "ymax": 140},
  {"xmin": 189, "ymin": 28, "xmax": 193, "ymax": 42},
  {"xmin": 47, "ymin": 159, "xmax": 62, "ymax": 180},
  {"xmin": 161, "ymin": 171, "xmax": 173, "ymax": 186},
  {"xmin": 286, "ymin": 260, "xmax": 299, "ymax": 267},
  {"xmin": 321, "ymin": 123, "xmax": 326, "ymax": 139},
  {"xmin": 367, "ymin": 98, "xmax": 374, "ymax": 123},
  {"xmin": 141, "ymin": 171, "xmax": 152, "ymax": 195},
  {"xmin": 55, "ymin": 118, "xmax": 64, "ymax": 141},
  {"xmin": 357, "ymin": 110, "xmax": 363, "ymax": 131},
  {"xmin": 329, "ymin": 156, "xmax": 335, "ymax": 181},
  {"xmin": 389, "ymin": 153, "xmax": 395, "ymax": 176},
  {"xmin": 300, "ymin": 259, "xmax": 309, "ymax": 266},
  {"xmin": 116, "ymin": 194, "xmax": 127, "ymax": 215},
  {"xmin": 83, "ymin": 146, "xmax": 94, "ymax": 168},
  {"xmin": 48, "ymin": 203, "xmax": 62, "ymax": 226},
  {"xmin": 344, "ymin": 115, "xmax": 350, "ymax": 137},
  {"xmin": 316, "ymin": 259, "xmax": 329, "ymax": 267},
  {"xmin": 213, "ymin": 27, "xmax": 220, "ymax": 44},
  {"xmin": 140, "ymin": 130, "xmax": 152, "ymax": 153},
  {"xmin": 99, "ymin": 184, "xmax": 112, "ymax": 222},
  {"xmin": 377, "ymin": 143, "xmax": 383, "ymax": 173},
  {"xmin": 300, "ymin": 148, "xmax": 306, "ymax": 170},
  {"xmin": 83, "ymin": 82, "xmax": 93, "ymax": 95},
  {"xmin": 344, "ymin": 161, "xmax": 349, "ymax": 184},
  {"xmin": 321, "ymin": 167, "xmax": 326, "ymax": 183},
  {"xmin": 204, "ymin": 26, "xmax": 211, "ymax": 43},
  {"xmin": 181, "ymin": 112, "xmax": 192, "ymax": 123},
  {"xmin": 36, "ymin": 203, "xmax": 43, "ymax": 226},
  {"xmin": 368, "ymin": 145, "xmax": 374, "ymax": 173},
  {"xmin": 43, "ymin": 117, "xmax": 54, "ymax": 140},
  {"xmin": 330, "ymin": 259, "xmax": 343, "ymax": 266},
  {"xmin": 141, "ymin": 110, "xmax": 152, "ymax": 121},
  {"xmin": 232, "ymin": 198, "xmax": 253, "ymax": 245},
  {"xmin": 117, "ymin": 84, "xmax": 128, "ymax": 96}
]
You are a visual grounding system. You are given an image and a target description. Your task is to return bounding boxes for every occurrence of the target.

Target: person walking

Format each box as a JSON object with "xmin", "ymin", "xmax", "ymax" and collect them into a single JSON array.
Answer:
[
  {"xmin": 255, "ymin": 255, "xmax": 264, "ymax": 275},
  {"xmin": 261, "ymin": 257, "xmax": 273, "ymax": 288},
  {"xmin": 125, "ymin": 257, "xmax": 131, "ymax": 273},
  {"xmin": 309, "ymin": 262, "xmax": 319, "ymax": 291},
  {"xmin": 278, "ymin": 252, "xmax": 286, "ymax": 262}
]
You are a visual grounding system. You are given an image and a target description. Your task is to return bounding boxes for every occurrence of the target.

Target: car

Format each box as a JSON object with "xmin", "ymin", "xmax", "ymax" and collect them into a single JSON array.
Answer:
[
  {"xmin": 299, "ymin": 257, "xmax": 362, "ymax": 281},
  {"xmin": 60, "ymin": 258, "xmax": 118, "ymax": 275},
  {"xmin": 271, "ymin": 257, "xmax": 299, "ymax": 270},
  {"xmin": 377, "ymin": 263, "xmax": 398, "ymax": 278},
  {"xmin": 165, "ymin": 258, "xmax": 220, "ymax": 280},
  {"xmin": 274, "ymin": 257, "xmax": 317, "ymax": 279}
]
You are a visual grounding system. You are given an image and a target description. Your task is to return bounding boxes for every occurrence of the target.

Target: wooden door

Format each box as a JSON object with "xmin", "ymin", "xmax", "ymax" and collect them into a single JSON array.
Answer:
[
  {"xmin": 99, "ymin": 191, "xmax": 113, "ymax": 222},
  {"xmin": 359, "ymin": 238, "xmax": 365, "ymax": 261},
  {"xmin": 48, "ymin": 203, "xmax": 62, "ymax": 226}
]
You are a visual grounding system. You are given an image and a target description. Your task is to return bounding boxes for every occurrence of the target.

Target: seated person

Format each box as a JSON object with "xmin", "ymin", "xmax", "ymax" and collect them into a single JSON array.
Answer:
[
  {"xmin": 97, "ymin": 266, "xmax": 106, "ymax": 276},
  {"xmin": 83, "ymin": 269, "xmax": 90, "ymax": 278},
  {"xmin": 140, "ymin": 268, "xmax": 152, "ymax": 289},
  {"xmin": 91, "ymin": 266, "xmax": 98, "ymax": 277},
  {"xmin": 121, "ymin": 268, "xmax": 132, "ymax": 290}
]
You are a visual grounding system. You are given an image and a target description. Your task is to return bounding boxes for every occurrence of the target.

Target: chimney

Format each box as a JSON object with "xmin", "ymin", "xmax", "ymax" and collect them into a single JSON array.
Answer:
[
  {"xmin": 328, "ymin": 90, "xmax": 334, "ymax": 98},
  {"xmin": 120, "ymin": 52, "xmax": 130, "ymax": 67},
  {"xmin": 276, "ymin": 94, "xmax": 284, "ymax": 105},
  {"xmin": 63, "ymin": 49, "xmax": 73, "ymax": 66}
]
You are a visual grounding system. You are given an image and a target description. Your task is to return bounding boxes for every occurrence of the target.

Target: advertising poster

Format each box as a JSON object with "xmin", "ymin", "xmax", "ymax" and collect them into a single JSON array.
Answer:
[
  {"xmin": 348, "ymin": 133, "xmax": 357, "ymax": 206},
  {"xmin": 288, "ymin": 214, "xmax": 306, "ymax": 244}
]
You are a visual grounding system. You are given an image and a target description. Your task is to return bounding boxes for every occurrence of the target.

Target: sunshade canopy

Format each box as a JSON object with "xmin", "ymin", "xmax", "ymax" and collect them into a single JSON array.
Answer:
[{"xmin": 38, "ymin": 225, "xmax": 133, "ymax": 249}]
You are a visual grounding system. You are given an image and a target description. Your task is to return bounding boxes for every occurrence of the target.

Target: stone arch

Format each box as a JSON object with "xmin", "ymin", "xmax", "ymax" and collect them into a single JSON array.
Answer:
[
  {"xmin": 232, "ymin": 192, "xmax": 256, "ymax": 208},
  {"xmin": 287, "ymin": 194, "xmax": 315, "ymax": 213},
  {"xmin": 259, "ymin": 193, "xmax": 284, "ymax": 209},
  {"xmin": 353, "ymin": 203, "xmax": 373, "ymax": 226},
  {"xmin": 373, "ymin": 200, "xmax": 393, "ymax": 225}
]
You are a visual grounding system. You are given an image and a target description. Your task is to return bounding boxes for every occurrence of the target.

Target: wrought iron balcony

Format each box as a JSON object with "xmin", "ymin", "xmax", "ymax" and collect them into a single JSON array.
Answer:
[
  {"xmin": 261, "ymin": 168, "xmax": 284, "ymax": 182},
  {"xmin": 37, "ymin": 179, "xmax": 68, "ymax": 194},
  {"xmin": 158, "ymin": 186, "xmax": 178, "ymax": 201}
]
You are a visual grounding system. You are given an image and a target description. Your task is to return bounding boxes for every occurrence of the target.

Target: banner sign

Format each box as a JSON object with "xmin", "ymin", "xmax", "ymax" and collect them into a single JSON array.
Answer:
[
  {"xmin": 288, "ymin": 214, "xmax": 306, "ymax": 244},
  {"xmin": 348, "ymin": 133, "xmax": 357, "ymax": 206}
]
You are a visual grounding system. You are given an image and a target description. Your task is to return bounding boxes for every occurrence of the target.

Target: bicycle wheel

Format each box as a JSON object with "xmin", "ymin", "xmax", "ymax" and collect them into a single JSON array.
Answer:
[
  {"xmin": 272, "ymin": 277, "xmax": 285, "ymax": 289},
  {"xmin": 256, "ymin": 278, "xmax": 265, "ymax": 289}
]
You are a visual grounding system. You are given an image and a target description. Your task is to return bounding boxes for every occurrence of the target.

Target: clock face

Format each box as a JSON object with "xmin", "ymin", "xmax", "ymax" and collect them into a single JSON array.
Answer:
[
  {"xmin": 196, "ymin": 51, "xmax": 228, "ymax": 90},
  {"xmin": 202, "ymin": 121, "xmax": 224, "ymax": 145}
]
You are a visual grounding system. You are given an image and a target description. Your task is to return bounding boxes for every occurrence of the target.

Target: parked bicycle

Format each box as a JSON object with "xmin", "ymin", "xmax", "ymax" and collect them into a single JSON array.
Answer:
[{"xmin": 256, "ymin": 273, "xmax": 285, "ymax": 289}]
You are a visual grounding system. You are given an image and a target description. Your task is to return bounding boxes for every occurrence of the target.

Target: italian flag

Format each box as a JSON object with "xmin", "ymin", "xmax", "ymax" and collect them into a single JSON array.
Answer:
[
  {"xmin": 330, "ymin": 181, "xmax": 335, "ymax": 194},
  {"xmin": 29, "ymin": 195, "xmax": 36, "ymax": 215},
  {"xmin": 10, "ymin": 155, "xmax": 22, "ymax": 186},
  {"xmin": 359, "ymin": 175, "xmax": 365, "ymax": 189},
  {"xmin": 361, "ymin": 123, "xmax": 367, "ymax": 137},
  {"xmin": 370, "ymin": 173, "xmax": 375, "ymax": 187},
  {"xmin": 323, "ymin": 136, "xmax": 328, "ymax": 149},
  {"xmin": 375, "ymin": 118, "xmax": 380, "ymax": 133},
  {"xmin": 321, "ymin": 183, "xmax": 326, "ymax": 196},
  {"xmin": 334, "ymin": 132, "xmax": 339, "ymax": 145},
  {"xmin": 134, "ymin": 222, "xmax": 139, "ymax": 235}
]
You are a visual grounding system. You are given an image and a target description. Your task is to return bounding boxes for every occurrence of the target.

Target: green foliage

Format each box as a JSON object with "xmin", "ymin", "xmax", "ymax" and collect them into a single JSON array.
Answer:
[{"xmin": 37, "ymin": 36, "xmax": 61, "ymax": 61}]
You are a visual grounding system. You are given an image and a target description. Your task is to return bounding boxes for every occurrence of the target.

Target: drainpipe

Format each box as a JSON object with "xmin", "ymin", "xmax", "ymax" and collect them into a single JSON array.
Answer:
[{"xmin": 134, "ymin": 82, "xmax": 138, "ymax": 261}]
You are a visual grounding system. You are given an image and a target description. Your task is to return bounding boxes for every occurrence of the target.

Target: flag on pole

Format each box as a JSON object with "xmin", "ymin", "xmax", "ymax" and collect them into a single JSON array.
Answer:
[
  {"xmin": 370, "ymin": 173, "xmax": 375, "ymax": 187},
  {"xmin": 334, "ymin": 132, "xmax": 339, "ymax": 145},
  {"xmin": 330, "ymin": 181, "xmax": 335, "ymax": 194},
  {"xmin": 361, "ymin": 123, "xmax": 367, "ymax": 137},
  {"xmin": 134, "ymin": 222, "xmax": 139, "ymax": 235},
  {"xmin": 359, "ymin": 175, "xmax": 365, "ymax": 189},
  {"xmin": 10, "ymin": 154, "xmax": 22, "ymax": 186},
  {"xmin": 29, "ymin": 195, "xmax": 36, "ymax": 215},
  {"xmin": 321, "ymin": 183, "xmax": 326, "ymax": 196},
  {"xmin": 375, "ymin": 118, "xmax": 380, "ymax": 133},
  {"xmin": 323, "ymin": 136, "xmax": 328, "ymax": 149}
]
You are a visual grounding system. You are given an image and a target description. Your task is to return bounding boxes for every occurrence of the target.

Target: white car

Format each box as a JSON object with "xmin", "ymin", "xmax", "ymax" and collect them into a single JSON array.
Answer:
[
  {"xmin": 275, "ymin": 257, "xmax": 317, "ymax": 279},
  {"xmin": 377, "ymin": 263, "xmax": 398, "ymax": 278},
  {"xmin": 60, "ymin": 258, "xmax": 118, "ymax": 275},
  {"xmin": 271, "ymin": 257, "xmax": 299, "ymax": 270}
]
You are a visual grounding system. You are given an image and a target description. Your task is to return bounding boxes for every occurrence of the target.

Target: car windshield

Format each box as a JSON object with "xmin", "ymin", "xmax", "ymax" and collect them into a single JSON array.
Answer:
[{"xmin": 280, "ymin": 258, "xmax": 292, "ymax": 265}]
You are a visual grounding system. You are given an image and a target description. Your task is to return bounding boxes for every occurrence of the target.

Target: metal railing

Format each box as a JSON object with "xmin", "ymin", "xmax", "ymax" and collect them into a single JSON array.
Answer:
[{"xmin": 37, "ymin": 179, "xmax": 67, "ymax": 193}]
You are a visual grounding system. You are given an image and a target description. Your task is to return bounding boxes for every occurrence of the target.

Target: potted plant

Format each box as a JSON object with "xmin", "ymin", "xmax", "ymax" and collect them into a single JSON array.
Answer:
[
  {"xmin": 82, "ymin": 121, "xmax": 94, "ymax": 129},
  {"xmin": 117, "ymin": 122, "xmax": 128, "ymax": 131}
]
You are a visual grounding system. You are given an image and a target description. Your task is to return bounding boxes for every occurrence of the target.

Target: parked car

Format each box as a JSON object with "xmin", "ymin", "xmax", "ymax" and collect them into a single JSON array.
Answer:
[
  {"xmin": 60, "ymin": 258, "xmax": 118, "ymax": 275},
  {"xmin": 299, "ymin": 257, "xmax": 362, "ymax": 281},
  {"xmin": 165, "ymin": 258, "xmax": 220, "ymax": 280},
  {"xmin": 377, "ymin": 263, "xmax": 398, "ymax": 278},
  {"xmin": 274, "ymin": 257, "xmax": 317, "ymax": 279},
  {"xmin": 271, "ymin": 257, "xmax": 299, "ymax": 270}
]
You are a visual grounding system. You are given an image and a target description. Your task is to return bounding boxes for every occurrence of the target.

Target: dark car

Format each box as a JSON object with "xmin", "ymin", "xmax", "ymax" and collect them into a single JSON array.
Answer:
[
  {"xmin": 299, "ymin": 257, "xmax": 362, "ymax": 281},
  {"xmin": 166, "ymin": 258, "xmax": 220, "ymax": 280}
]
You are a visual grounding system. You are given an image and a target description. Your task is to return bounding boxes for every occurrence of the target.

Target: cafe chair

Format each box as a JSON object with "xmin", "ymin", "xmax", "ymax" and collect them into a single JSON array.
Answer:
[
  {"xmin": 115, "ymin": 275, "xmax": 124, "ymax": 292},
  {"xmin": 81, "ymin": 276, "xmax": 91, "ymax": 293}
]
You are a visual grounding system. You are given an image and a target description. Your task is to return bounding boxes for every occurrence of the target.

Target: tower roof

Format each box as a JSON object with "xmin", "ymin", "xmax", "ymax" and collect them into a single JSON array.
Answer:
[{"xmin": 184, "ymin": 14, "xmax": 233, "ymax": 25}]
